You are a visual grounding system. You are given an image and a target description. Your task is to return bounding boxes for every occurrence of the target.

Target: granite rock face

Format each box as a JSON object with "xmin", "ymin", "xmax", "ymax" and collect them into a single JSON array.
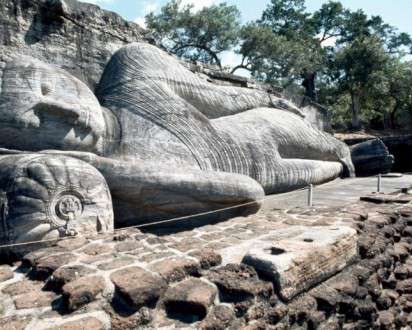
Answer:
[
  {"xmin": 0, "ymin": 0, "xmax": 355, "ymax": 247},
  {"xmin": 97, "ymin": 43, "xmax": 354, "ymax": 194},
  {"xmin": 0, "ymin": 0, "xmax": 146, "ymax": 88},
  {"xmin": 350, "ymin": 139, "xmax": 394, "ymax": 176}
]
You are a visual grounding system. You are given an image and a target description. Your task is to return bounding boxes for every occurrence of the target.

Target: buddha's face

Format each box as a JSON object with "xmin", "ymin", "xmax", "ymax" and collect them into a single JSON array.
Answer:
[{"xmin": 0, "ymin": 57, "xmax": 106, "ymax": 154}]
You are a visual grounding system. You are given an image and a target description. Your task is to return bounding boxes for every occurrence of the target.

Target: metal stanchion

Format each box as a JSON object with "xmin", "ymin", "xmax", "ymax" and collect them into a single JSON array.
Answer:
[
  {"xmin": 308, "ymin": 184, "xmax": 313, "ymax": 207},
  {"xmin": 377, "ymin": 174, "xmax": 382, "ymax": 193}
]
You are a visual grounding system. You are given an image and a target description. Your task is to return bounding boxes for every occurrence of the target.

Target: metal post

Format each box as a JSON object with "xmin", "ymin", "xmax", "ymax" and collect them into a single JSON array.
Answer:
[
  {"xmin": 308, "ymin": 184, "xmax": 313, "ymax": 207},
  {"xmin": 377, "ymin": 174, "xmax": 382, "ymax": 193}
]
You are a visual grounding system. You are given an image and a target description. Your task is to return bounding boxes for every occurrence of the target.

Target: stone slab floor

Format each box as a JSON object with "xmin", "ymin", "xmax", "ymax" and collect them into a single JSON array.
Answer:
[
  {"xmin": 0, "ymin": 179, "xmax": 412, "ymax": 329},
  {"xmin": 262, "ymin": 173, "xmax": 412, "ymax": 210}
]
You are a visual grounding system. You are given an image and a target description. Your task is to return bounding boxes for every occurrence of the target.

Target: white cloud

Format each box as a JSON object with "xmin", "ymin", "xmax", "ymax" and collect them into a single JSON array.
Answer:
[
  {"xmin": 144, "ymin": 2, "xmax": 158, "ymax": 13},
  {"xmin": 133, "ymin": 1, "xmax": 158, "ymax": 28},
  {"xmin": 134, "ymin": 16, "xmax": 146, "ymax": 28}
]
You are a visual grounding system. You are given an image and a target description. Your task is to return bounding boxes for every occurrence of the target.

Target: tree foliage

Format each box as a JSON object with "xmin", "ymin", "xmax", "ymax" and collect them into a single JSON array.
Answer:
[
  {"xmin": 147, "ymin": 0, "xmax": 412, "ymax": 130},
  {"xmin": 145, "ymin": 0, "xmax": 241, "ymax": 67}
]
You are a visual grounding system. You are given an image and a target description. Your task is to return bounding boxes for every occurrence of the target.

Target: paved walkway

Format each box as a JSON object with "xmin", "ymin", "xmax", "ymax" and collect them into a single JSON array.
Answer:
[{"xmin": 262, "ymin": 174, "xmax": 412, "ymax": 210}]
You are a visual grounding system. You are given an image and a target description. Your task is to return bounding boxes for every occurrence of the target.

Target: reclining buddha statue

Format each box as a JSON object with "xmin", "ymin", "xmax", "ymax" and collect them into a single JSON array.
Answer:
[{"xmin": 0, "ymin": 42, "xmax": 354, "ymax": 250}]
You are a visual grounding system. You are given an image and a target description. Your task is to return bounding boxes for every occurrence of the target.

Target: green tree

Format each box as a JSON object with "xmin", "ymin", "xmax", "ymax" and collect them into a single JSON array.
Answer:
[
  {"xmin": 331, "ymin": 36, "xmax": 390, "ymax": 129},
  {"xmin": 233, "ymin": 23, "xmax": 322, "ymax": 89},
  {"xmin": 145, "ymin": 0, "xmax": 241, "ymax": 67},
  {"xmin": 383, "ymin": 60, "xmax": 412, "ymax": 128},
  {"xmin": 235, "ymin": 1, "xmax": 345, "ymax": 99},
  {"xmin": 328, "ymin": 8, "xmax": 412, "ymax": 129}
]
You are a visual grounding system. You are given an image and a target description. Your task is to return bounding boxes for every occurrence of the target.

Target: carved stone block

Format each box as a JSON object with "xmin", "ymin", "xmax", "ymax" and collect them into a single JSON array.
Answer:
[{"xmin": 243, "ymin": 226, "xmax": 358, "ymax": 301}]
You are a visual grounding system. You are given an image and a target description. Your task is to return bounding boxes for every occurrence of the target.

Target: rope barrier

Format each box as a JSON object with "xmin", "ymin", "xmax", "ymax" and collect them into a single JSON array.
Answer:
[{"xmin": 0, "ymin": 186, "xmax": 311, "ymax": 249}]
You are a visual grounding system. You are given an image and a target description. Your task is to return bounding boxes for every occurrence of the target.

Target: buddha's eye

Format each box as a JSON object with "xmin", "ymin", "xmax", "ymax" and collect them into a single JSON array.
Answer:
[{"xmin": 41, "ymin": 82, "xmax": 53, "ymax": 96}]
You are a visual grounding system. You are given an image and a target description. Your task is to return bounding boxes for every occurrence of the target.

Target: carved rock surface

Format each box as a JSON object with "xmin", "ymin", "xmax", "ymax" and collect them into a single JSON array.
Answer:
[
  {"xmin": 0, "ymin": 1, "xmax": 354, "ymax": 230},
  {"xmin": 0, "ymin": 154, "xmax": 114, "ymax": 254},
  {"xmin": 0, "ymin": 0, "xmax": 146, "ymax": 88},
  {"xmin": 350, "ymin": 138, "xmax": 394, "ymax": 176},
  {"xmin": 243, "ymin": 226, "xmax": 358, "ymax": 301},
  {"xmin": 97, "ymin": 43, "xmax": 354, "ymax": 196}
]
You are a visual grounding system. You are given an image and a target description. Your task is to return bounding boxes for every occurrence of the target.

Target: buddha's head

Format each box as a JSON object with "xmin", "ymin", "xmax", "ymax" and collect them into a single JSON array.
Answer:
[{"xmin": 0, "ymin": 57, "xmax": 106, "ymax": 154}]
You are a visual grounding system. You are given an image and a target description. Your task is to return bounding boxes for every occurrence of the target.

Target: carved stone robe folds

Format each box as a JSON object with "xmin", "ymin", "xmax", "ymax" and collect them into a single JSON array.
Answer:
[{"xmin": 0, "ymin": 42, "xmax": 354, "ymax": 251}]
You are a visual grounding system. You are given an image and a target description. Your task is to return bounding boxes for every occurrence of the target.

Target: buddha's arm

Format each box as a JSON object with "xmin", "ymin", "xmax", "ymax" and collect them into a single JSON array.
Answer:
[{"xmin": 39, "ymin": 150, "xmax": 265, "ymax": 225}]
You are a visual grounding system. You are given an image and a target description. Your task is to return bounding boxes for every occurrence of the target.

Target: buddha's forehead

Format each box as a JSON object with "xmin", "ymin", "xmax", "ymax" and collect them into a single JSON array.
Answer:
[{"xmin": 0, "ymin": 57, "xmax": 100, "ymax": 110}]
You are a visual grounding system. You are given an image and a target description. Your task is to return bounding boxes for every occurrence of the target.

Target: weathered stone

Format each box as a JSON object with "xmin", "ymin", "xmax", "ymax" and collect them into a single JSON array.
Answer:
[
  {"xmin": 110, "ymin": 266, "xmax": 167, "ymax": 309},
  {"xmin": 244, "ymin": 302, "xmax": 268, "ymax": 322},
  {"xmin": 106, "ymin": 305, "xmax": 152, "ymax": 330},
  {"xmin": 0, "ymin": 0, "xmax": 146, "ymax": 88},
  {"xmin": 22, "ymin": 247, "xmax": 67, "ymax": 267},
  {"xmin": 47, "ymin": 316, "xmax": 104, "ymax": 330},
  {"xmin": 267, "ymin": 304, "xmax": 289, "ymax": 324},
  {"xmin": 190, "ymin": 249, "xmax": 222, "ymax": 269},
  {"xmin": 399, "ymin": 294, "xmax": 412, "ymax": 312},
  {"xmin": 364, "ymin": 273, "xmax": 381, "ymax": 298},
  {"xmin": 286, "ymin": 294, "xmax": 316, "ymax": 319},
  {"xmin": 350, "ymin": 139, "xmax": 394, "ymax": 176},
  {"xmin": 354, "ymin": 299, "xmax": 377, "ymax": 321},
  {"xmin": 33, "ymin": 253, "xmax": 77, "ymax": 278},
  {"xmin": 149, "ymin": 257, "xmax": 200, "ymax": 282},
  {"xmin": 138, "ymin": 252, "xmax": 175, "ymax": 263},
  {"xmin": 0, "ymin": 265, "xmax": 13, "ymax": 282},
  {"xmin": 403, "ymin": 226, "xmax": 412, "ymax": 237},
  {"xmin": 0, "ymin": 315, "xmax": 32, "ymax": 330},
  {"xmin": 56, "ymin": 237, "xmax": 89, "ymax": 251},
  {"xmin": 51, "ymin": 265, "xmax": 96, "ymax": 288},
  {"xmin": 97, "ymin": 256, "xmax": 136, "ymax": 271},
  {"xmin": 115, "ymin": 241, "xmax": 143, "ymax": 253},
  {"xmin": 330, "ymin": 275, "xmax": 359, "ymax": 297},
  {"xmin": 396, "ymin": 279, "xmax": 412, "ymax": 294},
  {"xmin": 2, "ymin": 279, "xmax": 44, "ymax": 296},
  {"xmin": 307, "ymin": 311, "xmax": 326, "ymax": 328},
  {"xmin": 0, "ymin": 154, "xmax": 114, "ymax": 255},
  {"xmin": 163, "ymin": 278, "xmax": 217, "ymax": 321},
  {"xmin": 13, "ymin": 291, "xmax": 56, "ymax": 309},
  {"xmin": 62, "ymin": 275, "xmax": 106, "ymax": 311},
  {"xmin": 310, "ymin": 285, "xmax": 339, "ymax": 313},
  {"xmin": 381, "ymin": 289, "xmax": 399, "ymax": 303},
  {"xmin": 199, "ymin": 304, "xmax": 235, "ymax": 330},
  {"xmin": 81, "ymin": 244, "xmax": 114, "ymax": 256},
  {"xmin": 360, "ymin": 193, "xmax": 412, "ymax": 204},
  {"xmin": 243, "ymin": 226, "xmax": 357, "ymax": 300},
  {"xmin": 80, "ymin": 254, "xmax": 114, "ymax": 265},
  {"xmin": 205, "ymin": 264, "xmax": 273, "ymax": 301},
  {"xmin": 394, "ymin": 264, "xmax": 409, "ymax": 280}
]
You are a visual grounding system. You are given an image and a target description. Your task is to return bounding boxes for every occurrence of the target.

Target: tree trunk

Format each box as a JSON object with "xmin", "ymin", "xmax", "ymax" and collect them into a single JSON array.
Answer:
[
  {"xmin": 383, "ymin": 111, "xmax": 391, "ymax": 130},
  {"xmin": 390, "ymin": 103, "xmax": 399, "ymax": 129},
  {"xmin": 350, "ymin": 90, "xmax": 361, "ymax": 129},
  {"xmin": 301, "ymin": 71, "xmax": 317, "ymax": 101}
]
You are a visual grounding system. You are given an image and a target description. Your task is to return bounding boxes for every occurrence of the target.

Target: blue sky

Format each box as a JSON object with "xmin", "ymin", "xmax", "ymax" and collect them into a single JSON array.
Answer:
[
  {"xmin": 84, "ymin": 0, "xmax": 412, "ymax": 70},
  {"xmin": 85, "ymin": 0, "xmax": 412, "ymax": 35}
]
